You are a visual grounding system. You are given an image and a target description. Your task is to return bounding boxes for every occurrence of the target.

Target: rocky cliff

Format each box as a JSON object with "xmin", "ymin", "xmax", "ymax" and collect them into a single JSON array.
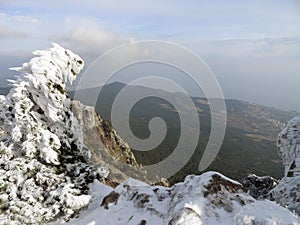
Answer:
[
  {"xmin": 270, "ymin": 116, "xmax": 300, "ymax": 215},
  {"xmin": 70, "ymin": 100, "xmax": 151, "ymax": 186}
]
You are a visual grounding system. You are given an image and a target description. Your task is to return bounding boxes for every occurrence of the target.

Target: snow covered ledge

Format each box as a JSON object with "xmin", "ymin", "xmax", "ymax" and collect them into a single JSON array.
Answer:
[{"xmin": 52, "ymin": 171, "xmax": 299, "ymax": 225}]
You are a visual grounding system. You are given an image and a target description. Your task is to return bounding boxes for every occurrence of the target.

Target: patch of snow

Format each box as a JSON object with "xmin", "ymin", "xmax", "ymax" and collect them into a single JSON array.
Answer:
[{"xmin": 234, "ymin": 200, "xmax": 300, "ymax": 225}]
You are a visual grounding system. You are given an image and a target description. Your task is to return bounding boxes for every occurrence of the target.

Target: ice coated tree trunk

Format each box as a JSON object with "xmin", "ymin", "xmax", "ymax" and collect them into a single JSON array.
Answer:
[{"xmin": 0, "ymin": 44, "xmax": 104, "ymax": 224}]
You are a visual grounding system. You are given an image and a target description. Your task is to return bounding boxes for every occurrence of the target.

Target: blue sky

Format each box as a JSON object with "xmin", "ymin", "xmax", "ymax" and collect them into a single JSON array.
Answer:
[{"xmin": 0, "ymin": 0, "xmax": 300, "ymax": 111}]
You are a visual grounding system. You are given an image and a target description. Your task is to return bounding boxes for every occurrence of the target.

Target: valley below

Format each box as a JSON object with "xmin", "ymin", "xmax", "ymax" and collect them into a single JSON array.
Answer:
[{"xmin": 67, "ymin": 82, "xmax": 299, "ymax": 183}]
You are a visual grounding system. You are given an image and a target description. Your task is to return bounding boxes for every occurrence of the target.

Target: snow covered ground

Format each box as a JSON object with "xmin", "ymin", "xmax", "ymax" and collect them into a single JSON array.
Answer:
[{"xmin": 52, "ymin": 172, "xmax": 300, "ymax": 225}]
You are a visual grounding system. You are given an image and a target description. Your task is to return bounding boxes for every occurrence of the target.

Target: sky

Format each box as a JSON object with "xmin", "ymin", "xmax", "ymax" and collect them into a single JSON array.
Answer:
[{"xmin": 0, "ymin": 0, "xmax": 300, "ymax": 111}]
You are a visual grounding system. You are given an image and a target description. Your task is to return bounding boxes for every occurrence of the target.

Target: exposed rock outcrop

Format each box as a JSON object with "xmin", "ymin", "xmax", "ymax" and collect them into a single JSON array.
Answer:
[
  {"xmin": 270, "ymin": 116, "xmax": 300, "ymax": 215},
  {"xmin": 276, "ymin": 116, "xmax": 300, "ymax": 177},
  {"xmin": 70, "ymin": 100, "xmax": 150, "ymax": 185},
  {"xmin": 240, "ymin": 174, "xmax": 278, "ymax": 199}
]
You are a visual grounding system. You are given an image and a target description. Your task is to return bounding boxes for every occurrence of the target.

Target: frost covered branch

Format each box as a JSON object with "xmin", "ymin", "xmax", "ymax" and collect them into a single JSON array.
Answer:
[{"xmin": 0, "ymin": 44, "xmax": 103, "ymax": 224}]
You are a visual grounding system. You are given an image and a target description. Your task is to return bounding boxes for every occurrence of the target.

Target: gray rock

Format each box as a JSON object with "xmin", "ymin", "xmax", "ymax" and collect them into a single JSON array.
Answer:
[
  {"xmin": 70, "ymin": 100, "xmax": 150, "ymax": 185},
  {"xmin": 270, "ymin": 116, "xmax": 300, "ymax": 215},
  {"xmin": 240, "ymin": 174, "xmax": 278, "ymax": 199}
]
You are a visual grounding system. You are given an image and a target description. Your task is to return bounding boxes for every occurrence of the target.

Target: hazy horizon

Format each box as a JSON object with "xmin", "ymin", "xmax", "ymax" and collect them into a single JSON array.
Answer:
[{"xmin": 0, "ymin": 0, "xmax": 300, "ymax": 111}]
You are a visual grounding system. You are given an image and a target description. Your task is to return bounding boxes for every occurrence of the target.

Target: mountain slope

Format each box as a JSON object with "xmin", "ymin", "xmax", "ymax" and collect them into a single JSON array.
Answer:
[
  {"xmin": 70, "ymin": 100, "xmax": 153, "ymax": 186},
  {"xmin": 52, "ymin": 115, "xmax": 300, "ymax": 225},
  {"xmin": 1, "ymin": 82, "xmax": 296, "ymax": 181},
  {"xmin": 70, "ymin": 82, "xmax": 299, "ymax": 182}
]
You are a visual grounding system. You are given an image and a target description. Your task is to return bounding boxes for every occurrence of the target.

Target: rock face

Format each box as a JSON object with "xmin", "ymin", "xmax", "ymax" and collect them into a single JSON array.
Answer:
[
  {"xmin": 70, "ymin": 100, "xmax": 150, "ymax": 185},
  {"xmin": 276, "ymin": 116, "xmax": 300, "ymax": 178},
  {"xmin": 270, "ymin": 116, "xmax": 300, "ymax": 215},
  {"xmin": 240, "ymin": 174, "xmax": 278, "ymax": 199},
  {"xmin": 59, "ymin": 172, "xmax": 299, "ymax": 225}
]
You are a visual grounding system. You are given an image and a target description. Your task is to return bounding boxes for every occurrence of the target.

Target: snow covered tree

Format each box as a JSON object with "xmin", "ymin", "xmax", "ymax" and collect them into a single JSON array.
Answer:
[{"xmin": 0, "ymin": 44, "xmax": 106, "ymax": 224}]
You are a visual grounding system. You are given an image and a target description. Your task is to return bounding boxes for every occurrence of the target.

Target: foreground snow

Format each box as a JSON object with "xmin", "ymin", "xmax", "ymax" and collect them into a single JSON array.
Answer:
[{"xmin": 52, "ymin": 172, "xmax": 299, "ymax": 225}]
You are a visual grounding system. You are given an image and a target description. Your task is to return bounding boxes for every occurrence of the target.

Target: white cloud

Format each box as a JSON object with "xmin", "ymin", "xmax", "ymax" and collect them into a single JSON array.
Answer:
[
  {"xmin": 0, "ymin": 27, "xmax": 27, "ymax": 39},
  {"xmin": 0, "ymin": 0, "xmax": 10, "ymax": 5},
  {"xmin": 62, "ymin": 26, "xmax": 132, "ymax": 59},
  {"xmin": 11, "ymin": 15, "xmax": 39, "ymax": 24},
  {"xmin": 189, "ymin": 37, "xmax": 300, "ymax": 60}
]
